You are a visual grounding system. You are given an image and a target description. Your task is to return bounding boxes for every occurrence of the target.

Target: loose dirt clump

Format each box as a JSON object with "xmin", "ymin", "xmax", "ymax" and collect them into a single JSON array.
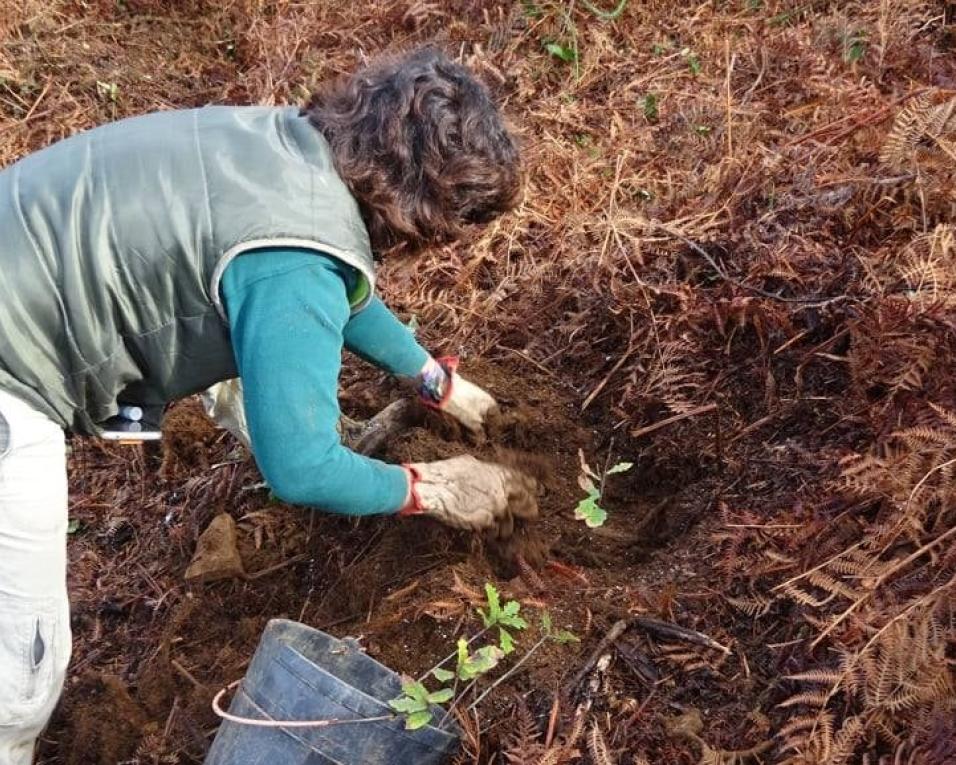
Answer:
[{"xmin": 62, "ymin": 674, "xmax": 150, "ymax": 765}]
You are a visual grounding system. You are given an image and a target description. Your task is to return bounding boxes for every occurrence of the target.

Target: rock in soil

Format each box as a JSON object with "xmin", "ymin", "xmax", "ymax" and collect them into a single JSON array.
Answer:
[{"xmin": 185, "ymin": 513, "xmax": 244, "ymax": 583}]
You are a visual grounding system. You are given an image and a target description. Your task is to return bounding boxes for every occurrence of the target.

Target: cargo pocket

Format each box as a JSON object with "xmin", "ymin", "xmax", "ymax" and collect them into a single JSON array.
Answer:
[{"xmin": 0, "ymin": 607, "xmax": 60, "ymax": 726}]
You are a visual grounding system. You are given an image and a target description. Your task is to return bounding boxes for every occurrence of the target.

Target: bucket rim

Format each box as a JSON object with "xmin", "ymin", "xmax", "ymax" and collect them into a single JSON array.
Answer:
[{"xmin": 257, "ymin": 619, "xmax": 461, "ymax": 744}]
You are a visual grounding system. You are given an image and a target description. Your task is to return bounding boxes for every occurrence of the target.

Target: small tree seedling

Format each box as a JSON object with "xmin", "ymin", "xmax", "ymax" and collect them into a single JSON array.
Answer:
[
  {"xmin": 533, "ymin": 2, "xmax": 581, "ymax": 79},
  {"xmin": 651, "ymin": 40, "xmax": 672, "ymax": 56},
  {"xmin": 540, "ymin": 610, "xmax": 579, "ymax": 645},
  {"xmin": 478, "ymin": 582, "xmax": 529, "ymax": 655},
  {"xmin": 465, "ymin": 611, "xmax": 579, "ymax": 712},
  {"xmin": 456, "ymin": 639, "xmax": 505, "ymax": 680},
  {"xmin": 388, "ymin": 582, "xmax": 528, "ymax": 729},
  {"xmin": 389, "ymin": 639, "xmax": 505, "ymax": 730},
  {"xmin": 388, "ymin": 680, "xmax": 454, "ymax": 730},
  {"xmin": 574, "ymin": 449, "xmax": 632, "ymax": 528}
]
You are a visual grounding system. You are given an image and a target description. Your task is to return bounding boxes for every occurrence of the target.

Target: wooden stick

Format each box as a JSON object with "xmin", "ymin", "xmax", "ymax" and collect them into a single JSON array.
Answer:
[
  {"xmin": 245, "ymin": 553, "xmax": 309, "ymax": 581},
  {"xmin": 785, "ymin": 88, "xmax": 926, "ymax": 146},
  {"xmin": 158, "ymin": 695, "xmax": 180, "ymax": 759},
  {"xmin": 726, "ymin": 412, "xmax": 777, "ymax": 445},
  {"xmin": 631, "ymin": 616, "xmax": 731, "ymax": 655},
  {"xmin": 544, "ymin": 694, "xmax": 561, "ymax": 748},
  {"xmin": 724, "ymin": 39, "xmax": 735, "ymax": 158},
  {"xmin": 582, "ymin": 345, "xmax": 635, "ymax": 411},
  {"xmin": 564, "ymin": 619, "xmax": 629, "ymax": 694},
  {"xmin": 631, "ymin": 404, "xmax": 717, "ymax": 439},
  {"xmin": 351, "ymin": 399, "xmax": 419, "ymax": 456},
  {"xmin": 171, "ymin": 659, "xmax": 204, "ymax": 691},
  {"xmin": 19, "ymin": 78, "xmax": 52, "ymax": 125}
]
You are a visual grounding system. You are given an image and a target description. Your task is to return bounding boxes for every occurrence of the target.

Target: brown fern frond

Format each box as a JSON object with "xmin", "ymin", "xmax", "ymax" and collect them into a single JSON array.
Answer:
[
  {"xmin": 828, "ymin": 716, "xmax": 864, "ymax": 765},
  {"xmin": 880, "ymin": 94, "xmax": 937, "ymax": 167},
  {"xmin": 638, "ymin": 338, "xmax": 708, "ymax": 414},
  {"xmin": 763, "ymin": 548, "xmax": 797, "ymax": 565},
  {"xmin": 891, "ymin": 426, "xmax": 951, "ymax": 447},
  {"xmin": 587, "ymin": 723, "xmax": 614, "ymax": 765},
  {"xmin": 923, "ymin": 99, "xmax": 956, "ymax": 142},
  {"xmin": 828, "ymin": 555, "xmax": 886, "ymax": 578},
  {"xmin": 778, "ymin": 710, "xmax": 834, "ymax": 758},
  {"xmin": 785, "ymin": 669, "xmax": 843, "ymax": 685},
  {"xmin": 725, "ymin": 594, "xmax": 773, "ymax": 618},
  {"xmin": 806, "ymin": 570, "xmax": 865, "ymax": 601},
  {"xmin": 780, "ymin": 582, "xmax": 838, "ymax": 608},
  {"xmin": 839, "ymin": 453, "xmax": 890, "ymax": 496},
  {"xmin": 778, "ymin": 690, "xmax": 831, "ymax": 709},
  {"xmin": 928, "ymin": 401, "xmax": 956, "ymax": 429},
  {"xmin": 503, "ymin": 699, "xmax": 545, "ymax": 764},
  {"xmin": 533, "ymin": 747, "xmax": 571, "ymax": 765},
  {"xmin": 892, "ymin": 224, "xmax": 956, "ymax": 300},
  {"xmin": 889, "ymin": 342, "xmax": 937, "ymax": 395},
  {"xmin": 699, "ymin": 745, "xmax": 727, "ymax": 765},
  {"xmin": 861, "ymin": 614, "xmax": 953, "ymax": 713},
  {"xmin": 529, "ymin": 712, "xmax": 587, "ymax": 765},
  {"xmin": 565, "ymin": 712, "xmax": 586, "ymax": 748}
]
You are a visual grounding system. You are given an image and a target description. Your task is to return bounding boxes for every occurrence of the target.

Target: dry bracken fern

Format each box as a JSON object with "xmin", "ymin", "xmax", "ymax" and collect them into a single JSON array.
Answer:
[
  {"xmin": 503, "ymin": 700, "xmax": 545, "ymax": 764},
  {"xmin": 588, "ymin": 723, "xmax": 614, "ymax": 765},
  {"xmin": 880, "ymin": 96, "xmax": 956, "ymax": 168},
  {"xmin": 724, "ymin": 594, "xmax": 773, "ymax": 618},
  {"xmin": 778, "ymin": 604, "xmax": 952, "ymax": 763}
]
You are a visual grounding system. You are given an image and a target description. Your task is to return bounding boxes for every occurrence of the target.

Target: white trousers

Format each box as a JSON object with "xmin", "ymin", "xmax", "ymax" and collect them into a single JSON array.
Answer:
[{"xmin": 0, "ymin": 390, "xmax": 71, "ymax": 765}]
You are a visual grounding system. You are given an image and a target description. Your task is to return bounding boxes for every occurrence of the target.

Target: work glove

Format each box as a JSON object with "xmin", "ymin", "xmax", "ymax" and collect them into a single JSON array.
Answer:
[
  {"xmin": 201, "ymin": 379, "xmax": 251, "ymax": 450},
  {"xmin": 400, "ymin": 456, "xmax": 538, "ymax": 535},
  {"xmin": 415, "ymin": 357, "xmax": 498, "ymax": 435}
]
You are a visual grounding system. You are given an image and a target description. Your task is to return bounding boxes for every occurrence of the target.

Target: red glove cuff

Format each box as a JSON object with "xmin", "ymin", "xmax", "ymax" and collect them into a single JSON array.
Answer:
[{"xmin": 398, "ymin": 465, "xmax": 425, "ymax": 516}]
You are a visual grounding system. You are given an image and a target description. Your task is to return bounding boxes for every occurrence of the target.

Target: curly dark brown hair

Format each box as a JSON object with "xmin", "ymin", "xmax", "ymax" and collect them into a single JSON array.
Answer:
[{"xmin": 302, "ymin": 47, "xmax": 521, "ymax": 256}]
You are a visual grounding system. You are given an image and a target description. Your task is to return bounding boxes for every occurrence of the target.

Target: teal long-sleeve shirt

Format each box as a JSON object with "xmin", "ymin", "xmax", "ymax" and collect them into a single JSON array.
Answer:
[{"xmin": 220, "ymin": 248, "xmax": 429, "ymax": 515}]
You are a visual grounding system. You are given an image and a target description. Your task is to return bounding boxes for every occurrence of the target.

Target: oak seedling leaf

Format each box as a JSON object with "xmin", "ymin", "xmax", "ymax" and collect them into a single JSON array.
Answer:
[
  {"xmin": 427, "ymin": 688, "xmax": 454, "ymax": 705},
  {"xmin": 431, "ymin": 667, "xmax": 454, "ymax": 683},
  {"xmin": 499, "ymin": 628, "xmax": 515, "ymax": 655},
  {"xmin": 405, "ymin": 710, "xmax": 433, "ymax": 730},
  {"xmin": 606, "ymin": 461, "xmax": 633, "ymax": 475},
  {"xmin": 574, "ymin": 493, "xmax": 607, "ymax": 528}
]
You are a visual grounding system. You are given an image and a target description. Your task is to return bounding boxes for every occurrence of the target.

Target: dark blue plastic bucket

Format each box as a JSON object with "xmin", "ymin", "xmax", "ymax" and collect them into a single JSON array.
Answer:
[{"xmin": 205, "ymin": 619, "xmax": 460, "ymax": 765}]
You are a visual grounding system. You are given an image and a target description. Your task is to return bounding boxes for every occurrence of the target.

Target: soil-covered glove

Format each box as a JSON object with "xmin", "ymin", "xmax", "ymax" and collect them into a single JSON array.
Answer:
[
  {"xmin": 400, "ymin": 456, "xmax": 538, "ymax": 534},
  {"xmin": 416, "ymin": 357, "xmax": 499, "ymax": 435}
]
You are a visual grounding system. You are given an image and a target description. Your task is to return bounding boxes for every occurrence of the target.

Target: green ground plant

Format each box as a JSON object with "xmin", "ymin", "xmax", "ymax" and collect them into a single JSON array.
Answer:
[
  {"xmin": 640, "ymin": 92, "xmax": 659, "ymax": 121},
  {"xmin": 533, "ymin": 0, "xmax": 630, "ymax": 76},
  {"xmin": 388, "ymin": 583, "xmax": 576, "ymax": 730},
  {"xmin": 574, "ymin": 450, "xmax": 632, "ymax": 528}
]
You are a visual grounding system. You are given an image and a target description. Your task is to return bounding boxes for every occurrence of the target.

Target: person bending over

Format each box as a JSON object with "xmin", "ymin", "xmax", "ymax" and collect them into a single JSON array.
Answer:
[{"xmin": 0, "ymin": 47, "xmax": 535, "ymax": 764}]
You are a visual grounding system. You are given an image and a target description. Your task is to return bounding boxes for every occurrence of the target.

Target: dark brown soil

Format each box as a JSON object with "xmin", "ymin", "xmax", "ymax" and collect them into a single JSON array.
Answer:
[{"xmin": 39, "ymin": 357, "xmax": 734, "ymax": 764}]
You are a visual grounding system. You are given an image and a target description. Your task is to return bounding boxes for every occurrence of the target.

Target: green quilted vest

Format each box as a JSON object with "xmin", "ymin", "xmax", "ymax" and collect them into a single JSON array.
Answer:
[{"xmin": 0, "ymin": 106, "xmax": 376, "ymax": 434}]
